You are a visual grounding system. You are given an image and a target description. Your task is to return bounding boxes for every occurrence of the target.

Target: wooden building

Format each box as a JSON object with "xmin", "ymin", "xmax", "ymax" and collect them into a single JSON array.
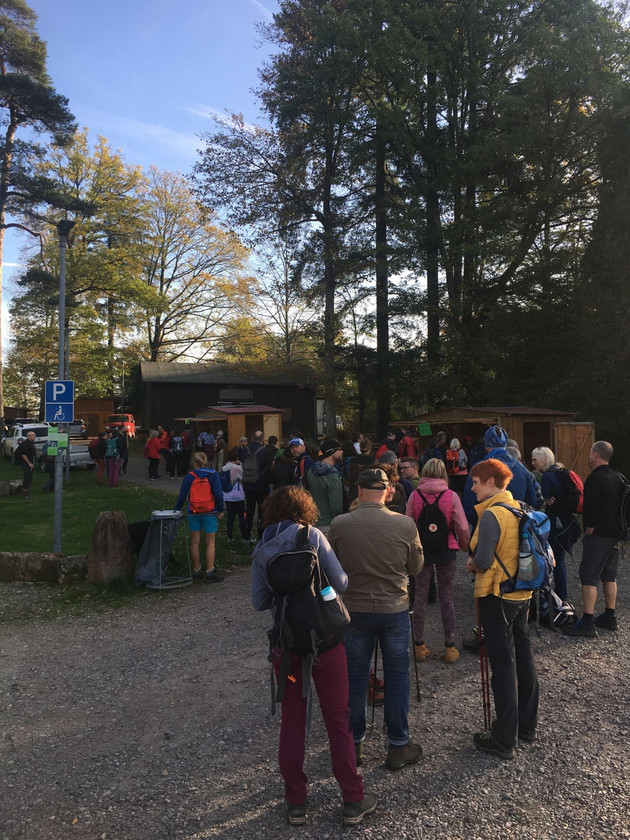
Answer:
[
  {"xmin": 74, "ymin": 398, "xmax": 116, "ymax": 437},
  {"xmin": 408, "ymin": 406, "xmax": 594, "ymax": 479},
  {"xmin": 140, "ymin": 362, "xmax": 317, "ymax": 442}
]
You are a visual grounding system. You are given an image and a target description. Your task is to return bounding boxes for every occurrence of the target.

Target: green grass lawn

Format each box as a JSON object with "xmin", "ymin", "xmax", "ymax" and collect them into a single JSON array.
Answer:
[{"xmin": 0, "ymin": 457, "xmax": 252, "ymax": 567}]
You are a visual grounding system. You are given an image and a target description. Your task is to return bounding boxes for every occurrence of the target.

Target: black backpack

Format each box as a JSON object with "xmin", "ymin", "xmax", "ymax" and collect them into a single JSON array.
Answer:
[
  {"xmin": 13, "ymin": 443, "xmax": 24, "ymax": 466},
  {"xmin": 266, "ymin": 526, "xmax": 349, "ymax": 708},
  {"xmin": 553, "ymin": 468, "xmax": 582, "ymax": 514},
  {"xmin": 241, "ymin": 449, "xmax": 261, "ymax": 485},
  {"xmin": 415, "ymin": 489, "xmax": 449, "ymax": 552}
]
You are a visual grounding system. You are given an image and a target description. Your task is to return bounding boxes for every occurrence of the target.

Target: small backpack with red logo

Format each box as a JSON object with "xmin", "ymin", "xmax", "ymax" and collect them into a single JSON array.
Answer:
[
  {"xmin": 415, "ymin": 489, "xmax": 450, "ymax": 552},
  {"xmin": 188, "ymin": 470, "xmax": 216, "ymax": 513}
]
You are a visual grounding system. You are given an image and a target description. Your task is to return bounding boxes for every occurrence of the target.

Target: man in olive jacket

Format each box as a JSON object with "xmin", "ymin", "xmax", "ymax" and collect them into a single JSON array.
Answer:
[{"xmin": 329, "ymin": 468, "xmax": 424, "ymax": 772}]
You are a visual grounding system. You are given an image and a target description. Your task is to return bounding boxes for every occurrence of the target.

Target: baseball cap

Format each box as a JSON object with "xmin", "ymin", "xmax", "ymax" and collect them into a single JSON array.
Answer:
[
  {"xmin": 357, "ymin": 468, "xmax": 389, "ymax": 489},
  {"xmin": 288, "ymin": 437, "xmax": 304, "ymax": 447}
]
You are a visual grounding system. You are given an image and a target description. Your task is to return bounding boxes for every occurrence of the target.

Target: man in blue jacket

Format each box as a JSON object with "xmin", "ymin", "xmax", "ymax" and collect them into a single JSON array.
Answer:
[{"xmin": 462, "ymin": 426, "xmax": 538, "ymax": 525}]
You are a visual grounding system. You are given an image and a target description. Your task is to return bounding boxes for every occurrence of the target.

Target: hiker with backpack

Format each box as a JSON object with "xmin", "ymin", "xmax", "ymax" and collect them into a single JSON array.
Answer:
[
  {"xmin": 445, "ymin": 437, "xmax": 468, "ymax": 494},
  {"xmin": 562, "ymin": 440, "xmax": 624, "ymax": 637},
  {"xmin": 241, "ymin": 431, "xmax": 275, "ymax": 545},
  {"xmin": 406, "ymin": 458, "xmax": 470, "ymax": 664},
  {"xmin": 174, "ymin": 452, "xmax": 224, "ymax": 583},
  {"xmin": 465, "ymin": 458, "xmax": 539, "ymax": 759},
  {"xmin": 303, "ymin": 438, "xmax": 344, "ymax": 534},
  {"xmin": 144, "ymin": 429, "xmax": 162, "ymax": 480},
  {"xmin": 167, "ymin": 429, "xmax": 184, "ymax": 479},
  {"xmin": 104, "ymin": 431, "xmax": 123, "ymax": 487},
  {"xmin": 251, "ymin": 485, "xmax": 377, "ymax": 827},
  {"xmin": 221, "ymin": 447, "xmax": 247, "ymax": 543},
  {"xmin": 89, "ymin": 432, "xmax": 108, "ymax": 486},
  {"xmin": 531, "ymin": 446, "xmax": 582, "ymax": 601}
]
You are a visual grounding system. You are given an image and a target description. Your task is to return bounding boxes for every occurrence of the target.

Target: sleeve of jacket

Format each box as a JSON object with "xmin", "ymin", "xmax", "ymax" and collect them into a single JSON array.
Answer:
[
  {"xmin": 451, "ymin": 493, "xmax": 471, "ymax": 551},
  {"xmin": 462, "ymin": 472, "xmax": 478, "ymax": 525},
  {"xmin": 311, "ymin": 528, "xmax": 348, "ymax": 593},
  {"xmin": 406, "ymin": 519, "xmax": 424, "ymax": 575},
  {"xmin": 209, "ymin": 470, "xmax": 224, "ymax": 513},
  {"xmin": 525, "ymin": 471, "xmax": 539, "ymax": 508},
  {"xmin": 251, "ymin": 550, "xmax": 273, "ymax": 611},
  {"xmin": 174, "ymin": 474, "xmax": 193, "ymax": 511}
]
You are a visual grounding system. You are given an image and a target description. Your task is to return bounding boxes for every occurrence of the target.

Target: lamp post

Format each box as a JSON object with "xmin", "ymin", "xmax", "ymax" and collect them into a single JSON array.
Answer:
[{"xmin": 53, "ymin": 218, "xmax": 75, "ymax": 554}]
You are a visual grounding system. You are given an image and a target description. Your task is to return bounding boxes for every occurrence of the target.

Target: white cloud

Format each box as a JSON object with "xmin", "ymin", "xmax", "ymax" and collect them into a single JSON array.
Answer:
[
  {"xmin": 248, "ymin": 0, "xmax": 274, "ymax": 21},
  {"xmin": 94, "ymin": 113, "xmax": 200, "ymax": 161}
]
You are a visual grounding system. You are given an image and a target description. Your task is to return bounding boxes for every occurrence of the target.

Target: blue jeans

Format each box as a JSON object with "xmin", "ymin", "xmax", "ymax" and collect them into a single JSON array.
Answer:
[{"xmin": 345, "ymin": 609, "xmax": 410, "ymax": 746}]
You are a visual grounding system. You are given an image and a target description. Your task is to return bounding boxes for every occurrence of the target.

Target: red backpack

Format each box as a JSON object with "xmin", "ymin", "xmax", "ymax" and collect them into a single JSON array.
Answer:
[{"xmin": 188, "ymin": 471, "xmax": 215, "ymax": 513}]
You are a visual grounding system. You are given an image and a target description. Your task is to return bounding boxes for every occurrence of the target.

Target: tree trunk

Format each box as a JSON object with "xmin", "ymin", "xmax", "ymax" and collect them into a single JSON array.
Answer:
[{"xmin": 375, "ymin": 119, "xmax": 390, "ymax": 437}]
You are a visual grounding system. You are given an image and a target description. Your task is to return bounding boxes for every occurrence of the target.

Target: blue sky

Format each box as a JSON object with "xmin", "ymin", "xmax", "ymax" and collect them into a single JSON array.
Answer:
[{"xmin": 3, "ymin": 0, "xmax": 280, "ymax": 274}]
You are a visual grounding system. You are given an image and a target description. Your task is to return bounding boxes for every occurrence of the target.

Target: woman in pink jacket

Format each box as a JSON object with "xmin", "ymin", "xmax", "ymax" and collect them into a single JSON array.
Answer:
[{"xmin": 406, "ymin": 458, "xmax": 470, "ymax": 663}]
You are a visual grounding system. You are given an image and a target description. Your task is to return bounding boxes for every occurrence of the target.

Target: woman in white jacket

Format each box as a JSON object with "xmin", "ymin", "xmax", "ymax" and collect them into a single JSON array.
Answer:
[{"xmin": 222, "ymin": 447, "xmax": 247, "ymax": 542}]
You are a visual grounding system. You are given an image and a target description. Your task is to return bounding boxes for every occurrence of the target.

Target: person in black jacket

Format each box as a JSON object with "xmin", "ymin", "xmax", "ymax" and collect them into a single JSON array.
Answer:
[
  {"xmin": 15, "ymin": 430, "xmax": 37, "ymax": 500},
  {"xmin": 241, "ymin": 430, "xmax": 274, "ymax": 544},
  {"xmin": 563, "ymin": 441, "xmax": 623, "ymax": 637}
]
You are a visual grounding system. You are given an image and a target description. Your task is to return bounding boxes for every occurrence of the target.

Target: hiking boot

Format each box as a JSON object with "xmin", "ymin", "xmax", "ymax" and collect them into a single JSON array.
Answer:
[
  {"xmin": 414, "ymin": 643, "xmax": 430, "ymax": 661},
  {"xmin": 205, "ymin": 569, "xmax": 224, "ymax": 583},
  {"xmin": 369, "ymin": 669, "xmax": 384, "ymax": 690},
  {"xmin": 367, "ymin": 685, "xmax": 384, "ymax": 706},
  {"xmin": 342, "ymin": 793, "xmax": 377, "ymax": 826},
  {"xmin": 473, "ymin": 731, "xmax": 514, "ymax": 760},
  {"xmin": 444, "ymin": 646, "xmax": 460, "ymax": 664},
  {"xmin": 595, "ymin": 612, "xmax": 618, "ymax": 631},
  {"xmin": 354, "ymin": 741, "xmax": 363, "ymax": 767},
  {"xmin": 385, "ymin": 741, "xmax": 423, "ymax": 771},
  {"xmin": 561, "ymin": 618, "xmax": 597, "ymax": 638},
  {"xmin": 285, "ymin": 801, "xmax": 306, "ymax": 826},
  {"xmin": 192, "ymin": 567, "xmax": 204, "ymax": 581},
  {"xmin": 518, "ymin": 729, "xmax": 536, "ymax": 744}
]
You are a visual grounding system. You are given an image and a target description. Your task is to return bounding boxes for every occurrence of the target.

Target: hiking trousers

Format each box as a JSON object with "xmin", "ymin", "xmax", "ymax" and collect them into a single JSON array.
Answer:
[
  {"xmin": 274, "ymin": 643, "xmax": 364, "ymax": 806},
  {"xmin": 478, "ymin": 595, "xmax": 539, "ymax": 747}
]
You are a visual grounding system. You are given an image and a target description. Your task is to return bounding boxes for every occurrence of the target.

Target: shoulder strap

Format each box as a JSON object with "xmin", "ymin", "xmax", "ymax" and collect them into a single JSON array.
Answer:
[{"xmin": 295, "ymin": 524, "xmax": 310, "ymax": 548}]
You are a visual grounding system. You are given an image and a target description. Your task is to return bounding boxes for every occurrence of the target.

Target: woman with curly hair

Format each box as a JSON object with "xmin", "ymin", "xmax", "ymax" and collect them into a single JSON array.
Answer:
[{"xmin": 251, "ymin": 485, "xmax": 376, "ymax": 827}]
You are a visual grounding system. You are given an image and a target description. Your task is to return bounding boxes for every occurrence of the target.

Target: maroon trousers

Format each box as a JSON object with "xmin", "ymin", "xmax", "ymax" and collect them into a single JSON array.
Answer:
[{"xmin": 274, "ymin": 643, "xmax": 364, "ymax": 805}]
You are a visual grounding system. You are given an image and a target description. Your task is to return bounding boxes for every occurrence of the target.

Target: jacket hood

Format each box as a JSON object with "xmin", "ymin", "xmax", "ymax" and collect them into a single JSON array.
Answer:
[
  {"xmin": 311, "ymin": 460, "xmax": 337, "ymax": 476},
  {"xmin": 417, "ymin": 477, "xmax": 449, "ymax": 495},
  {"xmin": 253, "ymin": 521, "xmax": 306, "ymax": 565}
]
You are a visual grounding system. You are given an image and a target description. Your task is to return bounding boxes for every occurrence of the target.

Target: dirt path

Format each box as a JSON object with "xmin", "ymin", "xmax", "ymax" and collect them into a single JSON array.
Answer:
[{"xmin": 2, "ymin": 543, "xmax": 629, "ymax": 840}]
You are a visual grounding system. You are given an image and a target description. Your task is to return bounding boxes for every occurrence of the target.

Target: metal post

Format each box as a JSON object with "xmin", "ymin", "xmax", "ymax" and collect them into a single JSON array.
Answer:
[{"xmin": 53, "ymin": 219, "xmax": 75, "ymax": 554}]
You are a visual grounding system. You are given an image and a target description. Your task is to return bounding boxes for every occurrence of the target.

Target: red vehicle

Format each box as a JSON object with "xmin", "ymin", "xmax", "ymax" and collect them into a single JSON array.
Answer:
[{"xmin": 104, "ymin": 413, "xmax": 136, "ymax": 437}]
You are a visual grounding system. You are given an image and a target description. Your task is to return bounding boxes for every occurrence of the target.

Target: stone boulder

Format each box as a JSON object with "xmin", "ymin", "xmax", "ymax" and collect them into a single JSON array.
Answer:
[
  {"xmin": 86, "ymin": 510, "xmax": 135, "ymax": 584},
  {"xmin": 0, "ymin": 552, "xmax": 61, "ymax": 583}
]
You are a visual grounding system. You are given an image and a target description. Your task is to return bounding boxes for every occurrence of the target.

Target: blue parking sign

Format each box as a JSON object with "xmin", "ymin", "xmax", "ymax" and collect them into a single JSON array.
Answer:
[{"xmin": 45, "ymin": 380, "xmax": 74, "ymax": 424}]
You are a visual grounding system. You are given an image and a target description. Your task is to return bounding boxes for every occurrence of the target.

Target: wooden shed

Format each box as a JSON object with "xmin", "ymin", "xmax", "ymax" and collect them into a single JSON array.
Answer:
[
  {"xmin": 175, "ymin": 405, "xmax": 283, "ymax": 447},
  {"xmin": 407, "ymin": 406, "xmax": 594, "ymax": 479}
]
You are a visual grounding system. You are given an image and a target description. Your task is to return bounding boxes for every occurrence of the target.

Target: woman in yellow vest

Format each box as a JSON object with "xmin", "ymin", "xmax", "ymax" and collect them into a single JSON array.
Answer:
[{"xmin": 466, "ymin": 458, "xmax": 539, "ymax": 760}]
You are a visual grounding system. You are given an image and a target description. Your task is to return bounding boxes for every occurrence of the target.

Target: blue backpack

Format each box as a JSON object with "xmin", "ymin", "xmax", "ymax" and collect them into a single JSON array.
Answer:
[
  {"xmin": 220, "ymin": 469, "xmax": 235, "ymax": 493},
  {"xmin": 491, "ymin": 503, "xmax": 554, "ymax": 593}
]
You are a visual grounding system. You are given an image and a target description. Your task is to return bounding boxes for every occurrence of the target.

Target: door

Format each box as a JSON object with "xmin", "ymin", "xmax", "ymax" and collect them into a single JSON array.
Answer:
[{"xmin": 554, "ymin": 422, "xmax": 595, "ymax": 479}]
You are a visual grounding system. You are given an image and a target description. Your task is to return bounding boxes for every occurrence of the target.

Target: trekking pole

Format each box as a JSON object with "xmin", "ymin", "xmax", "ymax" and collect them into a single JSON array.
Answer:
[
  {"xmin": 370, "ymin": 638, "xmax": 379, "ymax": 728},
  {"xmin": 476, "ymin": 600, "xmax": 491, "ymax": 731},
  {"xmin": 409, "ymin": 607, "xmax": 421, "ymax": 703}
]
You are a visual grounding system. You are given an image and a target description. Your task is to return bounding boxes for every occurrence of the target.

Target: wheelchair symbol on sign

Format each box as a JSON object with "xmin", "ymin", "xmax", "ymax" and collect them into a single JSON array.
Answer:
[{"xmin": 54, "ymin": 406, "xmax": 65, "ymax": 421}]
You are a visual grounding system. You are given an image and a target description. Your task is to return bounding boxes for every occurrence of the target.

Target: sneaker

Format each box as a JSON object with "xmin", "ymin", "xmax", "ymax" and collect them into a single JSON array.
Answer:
[
  {"xmin": 342, "ymin": 793, "xmax": 377, "ymax": 826},
  {"xmin": 561, "ymin": 618, "xmax": 597, "ymax": 638},
  {"xmin": 595, "ymin": 612, "xmax": 618, "ymax": 631},
  {"xmin": 205, "ymin": 569, "xmax": 224, "ymax": 583},
  {"xmin": 354, "ymin": 741, "xmax": 363, "ymax": 767},
  {"xmin": 285, "ymin": 801, "xmax": 306, "ymax": 826},
  {"xmin": 414, "ymin": 643, "xmax": 430, "ymax": 661},
  {"xmin": 385, "ymin": 741, "xmax": 423, "ymax": 771},
  {"xmin": 473, "ymin": 731, "xmax": 515, "ymax": 760},
  {"xmin": 192, "ymin": 567, "xmax": 204, "ymax": 581},
  {"xmin": 444, "ymin": 646, "xmax": 460, "ymax": 664}
]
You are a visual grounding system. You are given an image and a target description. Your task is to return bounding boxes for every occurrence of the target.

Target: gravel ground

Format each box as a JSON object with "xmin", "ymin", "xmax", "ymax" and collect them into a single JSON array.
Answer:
[{"xmin": 1, "ymin": 542, "xmax": 629, "ymax": 840}]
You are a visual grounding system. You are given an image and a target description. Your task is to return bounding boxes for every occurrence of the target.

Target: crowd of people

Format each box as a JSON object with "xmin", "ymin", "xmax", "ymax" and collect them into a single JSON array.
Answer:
[{"xmin": 82, "ymin": 420, "xmax": 621, "ymax": 826}]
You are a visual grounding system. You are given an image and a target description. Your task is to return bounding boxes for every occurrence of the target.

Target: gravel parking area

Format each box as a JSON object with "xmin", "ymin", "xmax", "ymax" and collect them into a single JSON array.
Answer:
[{"xmin": 1, "ymin": 543, "xmax": 629, "ymax": 840}]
